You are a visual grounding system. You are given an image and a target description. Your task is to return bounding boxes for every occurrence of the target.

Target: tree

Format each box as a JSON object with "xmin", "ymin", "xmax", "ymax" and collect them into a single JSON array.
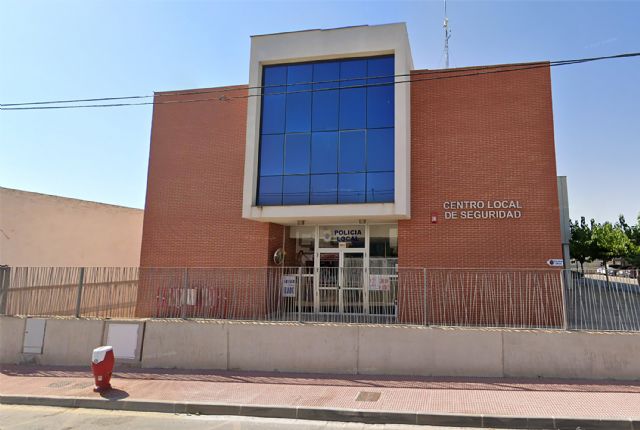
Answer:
[
  {"xmin": 569, "ymin": 217, "xmax": 592, "ymax": 274},
  {"xmin": 590, "ymin": 221, "xmax": 633, "ymax": 284},
  {"xmin": 616, "ymin": 214, "xmax": 640, "ymax": 284},
  {"xmin": 617, "ymin": 214, "xmax": 640, "ymax": 249}
]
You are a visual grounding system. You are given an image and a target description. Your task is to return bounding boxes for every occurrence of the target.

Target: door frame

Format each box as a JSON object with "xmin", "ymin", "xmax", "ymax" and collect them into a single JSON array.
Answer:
[{"xmin": 313, "ymin": 225, "xmax": 370, "ymax": 314}]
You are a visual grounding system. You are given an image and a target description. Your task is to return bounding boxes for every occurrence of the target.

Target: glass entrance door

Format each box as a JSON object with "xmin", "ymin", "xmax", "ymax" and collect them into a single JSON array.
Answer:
[
  {"xmin": 342, "ymin": 252, "xmax": 365, "ymax": 314},
  {"xmin": 316, "ymin": 250, "xmax": 367, "ymax": 314},
  {"xmin": 317, "ymin": 252, "xmax": 339, "ymax": 313}
]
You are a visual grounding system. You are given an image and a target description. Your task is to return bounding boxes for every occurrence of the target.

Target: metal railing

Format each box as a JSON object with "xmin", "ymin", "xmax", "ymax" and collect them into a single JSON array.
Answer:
[
  {"xmin": 565, "ymin": 269, "xmax": 640, "ymax": 331},
  {"xmin": 0, "ymin": 266, "xmax": 638, "ymax": 331}
]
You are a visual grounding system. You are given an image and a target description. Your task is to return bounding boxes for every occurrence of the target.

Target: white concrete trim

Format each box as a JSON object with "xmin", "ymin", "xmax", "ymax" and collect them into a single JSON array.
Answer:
[{"xmin": 242, "ymin": 23, "xmax": 413, "ymax": 223}]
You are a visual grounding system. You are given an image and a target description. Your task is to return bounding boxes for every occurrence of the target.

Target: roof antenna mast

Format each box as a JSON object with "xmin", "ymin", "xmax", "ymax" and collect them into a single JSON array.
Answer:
[{"xmin": 443, "ymin": 0, "xmax": 452, "ymax": 68}]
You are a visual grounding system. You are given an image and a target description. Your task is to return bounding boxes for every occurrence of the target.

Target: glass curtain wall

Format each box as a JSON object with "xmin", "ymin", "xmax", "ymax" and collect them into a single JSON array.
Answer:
[{"xmin": 257, "ymin": 56, "xmax": 395, "ymax": 206}]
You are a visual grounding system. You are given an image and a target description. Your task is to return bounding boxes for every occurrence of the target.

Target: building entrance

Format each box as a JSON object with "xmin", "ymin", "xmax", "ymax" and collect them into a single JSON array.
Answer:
[
  {"xmin": 316, "ymin": 250, "xmax": 366, "ymax": 314},
  {"xmin": 290, "ymin": 224, "xmax": 397, "ymax": 318}
]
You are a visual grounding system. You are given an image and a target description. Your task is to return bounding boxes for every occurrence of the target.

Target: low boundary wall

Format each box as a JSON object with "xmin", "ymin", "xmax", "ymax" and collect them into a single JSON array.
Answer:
[{"xmin": 1, "ymin": 316, "xmax": 639, "ymax": 380}]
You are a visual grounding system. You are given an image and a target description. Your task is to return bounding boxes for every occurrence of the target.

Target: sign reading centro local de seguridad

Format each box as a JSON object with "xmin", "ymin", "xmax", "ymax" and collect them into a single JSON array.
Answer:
[{"xmin": 443, "ymin": 200, "xmax": 523, "ymax": 220}]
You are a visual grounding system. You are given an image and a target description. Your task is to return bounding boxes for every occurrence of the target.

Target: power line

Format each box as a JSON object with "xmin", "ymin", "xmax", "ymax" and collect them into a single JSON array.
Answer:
[
  {"xmin": 2, "ymin": 52, "xmax": 637, "ymax": 108},
  {"xmin": 1, "ymin": 52, "xmax": 638, "ymax": 111}
]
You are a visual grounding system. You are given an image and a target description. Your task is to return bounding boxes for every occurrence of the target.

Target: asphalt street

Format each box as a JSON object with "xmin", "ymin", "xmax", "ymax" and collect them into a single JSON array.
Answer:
[{"xmin": 0, "ymin": 405, "xmax": 492, "ymax": 430}]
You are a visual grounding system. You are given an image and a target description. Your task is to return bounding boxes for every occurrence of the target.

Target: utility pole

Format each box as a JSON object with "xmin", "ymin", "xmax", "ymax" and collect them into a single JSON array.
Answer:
[{"xmin": 443, "ymin": 0, "xmax": 452, "ymax": 68}]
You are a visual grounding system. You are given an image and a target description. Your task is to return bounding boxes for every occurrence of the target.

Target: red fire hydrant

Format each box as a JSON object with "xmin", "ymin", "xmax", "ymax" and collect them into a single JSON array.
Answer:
[{"xmin": 91, "ymin": 346, "xmax": 114, "ymax": 392}]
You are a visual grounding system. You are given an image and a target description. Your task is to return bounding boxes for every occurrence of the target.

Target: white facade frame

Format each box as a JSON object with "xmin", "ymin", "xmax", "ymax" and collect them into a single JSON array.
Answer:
[{"xmin": 242, "ymin": 23, "xmax": 413, "ymax": 224}]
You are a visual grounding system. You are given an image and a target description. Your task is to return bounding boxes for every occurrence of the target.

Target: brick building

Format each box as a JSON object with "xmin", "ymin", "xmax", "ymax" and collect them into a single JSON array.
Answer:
[{"xmin": 138, "ymin": 24, "xmax": 564, "ymax": 324}]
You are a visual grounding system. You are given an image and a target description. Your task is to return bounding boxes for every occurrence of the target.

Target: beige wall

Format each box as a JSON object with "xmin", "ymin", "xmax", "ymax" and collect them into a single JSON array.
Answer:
[
  {"xmin": 0, "ymin": 316, "xmax": 25, "ymax": 364},
  {"xmin": 3, "ymin": 316, "xmax": 639, "ymax": 380},
  {"xmin": 39, "ymin": 319, "xmax": 105, "ymax": 366},
  {"xmin": 0, "ymin": 187, "xmax": 143, "ymax": 266}
]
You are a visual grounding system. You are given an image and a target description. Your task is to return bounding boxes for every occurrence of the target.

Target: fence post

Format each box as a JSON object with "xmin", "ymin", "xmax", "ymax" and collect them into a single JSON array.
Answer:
[
  {"xmin": 560, "ymin": 269, "xmax": 570, "ymax": 330},
  {"xmin": 0, "ymin": 265, "xmax": 10, "ymax": 315},
  {"xmin": 297, "ymin": 267, "xmax": 302, "ymax": 323},
  {"xmin": 75, "ymin": 267, "xmax": 85, "ymax": 318},
  {"xmin": 423, "ymin": 268, "xmax": 428, "ymax": 326},
  {"xmin": 181, "ymin": 267, "xmax": 188, "ymax": 319}
]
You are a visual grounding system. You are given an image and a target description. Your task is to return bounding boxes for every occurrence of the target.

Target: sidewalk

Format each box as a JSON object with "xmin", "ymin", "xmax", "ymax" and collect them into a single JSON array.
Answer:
[{"xmin": 1, "ymin": 365, "xmax": 639, "ymax": 429}]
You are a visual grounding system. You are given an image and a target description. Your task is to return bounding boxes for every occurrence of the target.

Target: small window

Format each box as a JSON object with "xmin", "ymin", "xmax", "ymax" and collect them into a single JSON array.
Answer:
[
  {"xmin": 283, "ymin": 175, "xmax": 310, "ymax": 205},
  {"xmin": 339, "ymin": 173, "xmax": 366, "ymax": 203},
  {"xmin": 310, "ymin": 174, "xmax": 338, "ymax": 205},
  {"xmin": 367, "ymin": 172, "xmax": 394, "ymax": 203},
  {"xmin": 339, "ymin": 130, "xmax": 366, "ymax": 173},
  {"xmin": 258, "ymin": 176, "xmax": 283, "ymax": 206},
  {"xmin": 284, "ymin": 134, "xmax": 311, "ymax": 175},
  {"xmin": 367, "ymin": 128, "xmax": 394, "ymax": 171},
  {"xmin": 259, "ymin": 134, "xmax": 284, "ymax": 176},
  {"xmin": 311, "ymin": 132, "xmax": 338, "ymax": 174}
]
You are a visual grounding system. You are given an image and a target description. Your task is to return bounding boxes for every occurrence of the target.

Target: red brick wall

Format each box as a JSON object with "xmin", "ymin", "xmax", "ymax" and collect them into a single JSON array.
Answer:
[
  {"xmin": 139, "ymin": 86, "xmax": 273, "ymax": 268},
  {"xmin": 137, "ymin": 86, "xmax": 274, "ymax": 317},
  {"xmin": 397, "ymin": 64, "xmax": 563, "ymax": 326},
  {"xmin": 399, "ymin": 64, "xmax": 562, "ymax": 269}
]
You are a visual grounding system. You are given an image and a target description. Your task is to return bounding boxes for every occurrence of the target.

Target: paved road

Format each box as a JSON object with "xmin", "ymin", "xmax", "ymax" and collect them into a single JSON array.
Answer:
[{"xmin": 0, "ymin": 405, "xmax": 490, "ymax": 430}]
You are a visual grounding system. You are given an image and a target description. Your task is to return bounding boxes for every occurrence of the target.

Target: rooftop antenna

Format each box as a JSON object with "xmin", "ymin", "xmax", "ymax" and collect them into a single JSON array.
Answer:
[{"xmin": 443, "ymin": 0, "xmax": 452, "ymax": 68}]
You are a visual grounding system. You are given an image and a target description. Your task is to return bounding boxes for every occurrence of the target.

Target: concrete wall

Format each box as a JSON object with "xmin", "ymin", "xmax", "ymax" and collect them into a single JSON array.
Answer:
[
  {"xmin": 2, "ymin": 316, "xmax": 640, "ymax": 380},
  {"xmin": 502, "ymin": 329, "xmax": 640, "ymax": 380},
  {"xmin": 142, "ymin": 320, "xmax": 227, "ymax": 369},
  {"xmin": 357, "ymin": 325, "xmax": 504, "ymax": 377},
  {"xmin": 0, "ymin": 316, "xmax": 25, "ymax": 364},
  {"xmin": 39, "ymin": 319, "xmax": 105, "ymax": 366},
  {"xmin": 0, "ymin": 187, "xmax": 143, "ymax": 266},
  {"xmin": 228, "ymin": 322, "xmax": 359, "ymax": 373}
]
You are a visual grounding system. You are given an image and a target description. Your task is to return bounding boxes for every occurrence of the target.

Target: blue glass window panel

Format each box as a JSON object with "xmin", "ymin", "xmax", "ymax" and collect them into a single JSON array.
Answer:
[
  {"xmin": 258, "ymin": 176, "xmax": 282, "ymax": 206},
  {"xmin": 259, "ymin": 56, "xmax": 395, "ymax": 207},
  {"xmin": 367, "ymin": 85, "xmax": 394, "ymax": 128},
  {"xmin": 311, "ymin": 132, "xmax": 338, "ymax": 174},
  {"xmin": 287, "ymin": 63, "xmax": 312, "ymax": 92},
  {"xmin": 284, "ymin": 134, "xmax": 310, "ymax": 175},
  {"xmin": 366, "ymin": 128, "xmax": 394, "ymax": 171},
  {"xmin": 261, "ymin": 94, "xmax": 285, "ymax": 134},
  {"xmin": 339, "ymin": 88, "xmax": 366, "ymax": 129},
  {"xmin": 312, "ymin": 90, "xmax": 339, "ymax": 131},
  {"xmin": 310, "ymin": 174, "xmax": 337, "ymax": 204},
  {"xmin": 285, "ymin": 92, "xmax": 311, "ymax": 132},
  {"xmin": 313, "ymin": 61, "xmax": 340, "ymax": 90},
  {"xmin": 338, "ymin": 173, "xmax": 366, "ymax": 203},
  {"xmin": 367, "ymin": 172, "xmax": 394, "ymax": 203},
  {"xmin": 259, "ymin": 134, "xmax": 284, "ymax": 176},
  {"xmin": 339, "ymin": 130, "xmax": 365, "ymax": 173},
  {"xmin": 340, "ymin": 58, "xmax": 367, "ymax": 87},
  {"xmin": 263, "ymin": 65, "xmax": 287, "ymax": 94},
  {"xmin": 283, "ymin": 175, "xmax": 310, "ymax": 205},
  {"xmin": 367, "ymin": 56, "xmax": 394, "ymax": 84}
]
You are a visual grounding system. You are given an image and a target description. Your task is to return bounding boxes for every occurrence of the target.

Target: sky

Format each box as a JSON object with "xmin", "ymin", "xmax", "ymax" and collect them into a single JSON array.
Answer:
[{"xmin": 1, "ymin": 0, "xmax": 638, "ymax": 224}]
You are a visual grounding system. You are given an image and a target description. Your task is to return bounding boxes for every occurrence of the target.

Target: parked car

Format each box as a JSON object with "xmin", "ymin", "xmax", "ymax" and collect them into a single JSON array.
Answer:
[{"xmin": 596, "ymin": 267, "xmax": 618, "ymax": 275}]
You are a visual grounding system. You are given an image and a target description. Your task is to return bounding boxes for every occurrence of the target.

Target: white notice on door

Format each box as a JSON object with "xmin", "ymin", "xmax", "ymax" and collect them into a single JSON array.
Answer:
[{"xmin": 369, "ymin": 275, "xmax": 391, "ymax": 292}]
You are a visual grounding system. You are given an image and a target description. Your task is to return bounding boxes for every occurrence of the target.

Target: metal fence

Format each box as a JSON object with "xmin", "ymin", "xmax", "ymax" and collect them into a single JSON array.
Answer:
[
  {"xmin": 565, "ymin": 270, "xmax": 640, "ymax": 331},
  {"xmin": 0, "ymin": 266, "xmax": 638, "ymax": 331},
  {"xmin": 0, "ymin": 267, "xmax": 138, "ymax": 318}
]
